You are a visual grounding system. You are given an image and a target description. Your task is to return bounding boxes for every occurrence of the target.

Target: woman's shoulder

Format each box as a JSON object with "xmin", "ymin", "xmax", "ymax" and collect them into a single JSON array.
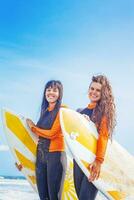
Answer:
[
  {"xmin": 76, "ymin": 108, "xmax": 83, "ymax": 113},
  {"xmin": 101, "ymin": 115, "xmax": 108, "ymax": 123}
]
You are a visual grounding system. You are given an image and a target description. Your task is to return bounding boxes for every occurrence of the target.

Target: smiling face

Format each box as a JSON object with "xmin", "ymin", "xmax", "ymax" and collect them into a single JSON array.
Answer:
[
  {"xmin": 45, "ymin": 86, "xmax": 60, "ymax": 104},
  {"xmin": 88, "ymin": 82, "xmax": 102, "ymax": 103}
]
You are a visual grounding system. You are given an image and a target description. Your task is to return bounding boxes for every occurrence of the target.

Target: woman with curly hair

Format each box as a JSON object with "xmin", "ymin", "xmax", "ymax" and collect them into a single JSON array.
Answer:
[{"xmin": 73, "ymin": 74, "xmax": 116, "ymax": 200}]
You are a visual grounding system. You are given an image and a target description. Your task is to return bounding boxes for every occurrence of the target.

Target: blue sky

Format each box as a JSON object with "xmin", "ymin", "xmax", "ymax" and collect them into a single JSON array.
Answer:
[{"xmin": 0, "ymin": 0, "xmax": 134, "ymax": 176}]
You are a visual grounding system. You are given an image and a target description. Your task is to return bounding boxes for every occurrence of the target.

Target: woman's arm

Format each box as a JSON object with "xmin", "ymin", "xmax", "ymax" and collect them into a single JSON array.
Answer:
[
  {"xmin": 26, "ymin": 113, "xmax": 61, "ymax": 139},
  {"xmin": 96, "ymin": 116, "xmax": 109, "ymax": 163},
  {"xmin": 89, "ymin": 116, "xmax": 109, "ymax": 182}
]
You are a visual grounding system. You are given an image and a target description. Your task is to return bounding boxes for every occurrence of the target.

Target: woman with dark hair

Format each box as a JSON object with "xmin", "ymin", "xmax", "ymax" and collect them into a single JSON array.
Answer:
[
  {"xmin": 74, "ymin": 75, "xmax": 116, "ymax": 200},
  {"xmin": 26, "ymin": 80, "xmax": 67, "ymax": 200}
]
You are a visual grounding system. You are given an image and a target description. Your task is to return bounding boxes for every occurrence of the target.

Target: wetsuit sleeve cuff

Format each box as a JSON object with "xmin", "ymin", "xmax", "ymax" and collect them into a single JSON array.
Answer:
[{"xmin": 95, "ymin": 157, "xmax": 104, "ymax": 164}]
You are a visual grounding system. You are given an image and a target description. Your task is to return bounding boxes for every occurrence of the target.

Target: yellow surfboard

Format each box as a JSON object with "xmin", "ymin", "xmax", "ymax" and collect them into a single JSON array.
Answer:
[
  {"xmin": 60, "ymin": 108, "xmax": 134, "ymax": 200},
  {"xmin": 2, "ymin": 109, "xmax": 78, "ymax": 200}
]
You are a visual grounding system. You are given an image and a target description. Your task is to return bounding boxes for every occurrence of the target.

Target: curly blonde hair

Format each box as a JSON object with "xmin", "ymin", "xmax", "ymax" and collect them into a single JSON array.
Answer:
[{"xmin": 90, "ymin": 75, "xmax": 116, "ymax": 138}]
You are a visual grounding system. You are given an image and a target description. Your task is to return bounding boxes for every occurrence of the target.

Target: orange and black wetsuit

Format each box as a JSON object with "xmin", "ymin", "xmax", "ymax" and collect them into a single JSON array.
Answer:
[
  {"xmin": 74, "ymin": 103, "xmax": 109, "ymax": 200},
  {"xmin": 31, "ymin": 105, "xmax": 67, "ymax": 200}
]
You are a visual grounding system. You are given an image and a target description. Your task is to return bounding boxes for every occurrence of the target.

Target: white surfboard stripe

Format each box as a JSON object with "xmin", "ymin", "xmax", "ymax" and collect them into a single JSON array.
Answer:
[
  {"xmin": 5, "ymin": 127, "xmax": 36, "ymax": 162},
  {"xmin": 20, "ymin": 117, "xmax": 38, "ymax": 145},
  {"xmin": 22, "ymin": 168, "xmax": 35, "ymax": 177},
  {"xmin": 64, "ymin": 132, "xmax": 95, "ymax": 163}
]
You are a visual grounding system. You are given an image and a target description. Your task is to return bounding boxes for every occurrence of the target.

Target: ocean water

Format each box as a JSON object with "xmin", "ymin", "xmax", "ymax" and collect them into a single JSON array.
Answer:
[
  {"xmin": 0, "ymin": 176, "xmax": 107, "ymax": 200},
  {"xmin": 0, "ymin": 176, "xmax": 39, "ymax": 200}
]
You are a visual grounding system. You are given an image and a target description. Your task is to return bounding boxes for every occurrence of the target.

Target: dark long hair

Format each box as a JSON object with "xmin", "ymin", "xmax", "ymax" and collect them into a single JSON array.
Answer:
[{"xmin": 36, "ymin": 80, "xmax": 63, "ymax": 129}]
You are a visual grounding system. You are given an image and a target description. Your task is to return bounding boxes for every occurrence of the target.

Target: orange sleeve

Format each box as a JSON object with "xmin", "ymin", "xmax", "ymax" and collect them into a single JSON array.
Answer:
[
  {"xmin": 30, "ymin": 113, "xmax": 61, "ymax": 139},
  {"xmin": 96, "ymin": 116, "xmax": 109, "ymax": 163}
]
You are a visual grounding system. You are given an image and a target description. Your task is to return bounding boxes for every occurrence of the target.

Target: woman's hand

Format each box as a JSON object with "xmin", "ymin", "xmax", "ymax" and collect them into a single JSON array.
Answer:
[
  {"xmin": 15, "ymin": 163, "xmax": 23, "ymax": 171},
  {"xmin": 83, "ymin": 114, "xmax": 90, "ymax": 121},
  {"xmin": 26, "ymin": 119, "xmax": 35, "ymax": 129},
  {"xmin": 88, "ymin": 160, "xmax": 101, "ymax": 182}
]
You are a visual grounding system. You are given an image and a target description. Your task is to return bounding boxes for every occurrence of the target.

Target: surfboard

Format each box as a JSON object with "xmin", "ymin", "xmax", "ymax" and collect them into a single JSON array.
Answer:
[
  {"xmin": 2, "ymin": 109, "xmax": 78, "ymax": 200},
  {"xmin": 60, "ymin": 108, "xmax": 134, "ymax": 200}
]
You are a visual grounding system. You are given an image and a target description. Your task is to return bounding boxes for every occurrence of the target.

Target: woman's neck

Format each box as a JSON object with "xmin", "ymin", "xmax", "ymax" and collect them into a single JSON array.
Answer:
[
  {"xmin": 88, "ymin": 102, "xmax": 97, "ymax": 109},
  {"xmin": 48, "ymin": 102, "xmax": 56, "ymax": 111}
]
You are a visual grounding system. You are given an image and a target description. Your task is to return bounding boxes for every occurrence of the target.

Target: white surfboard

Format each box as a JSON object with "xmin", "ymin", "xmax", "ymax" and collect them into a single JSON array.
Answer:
[{"xmin": 60, "ymin": 108, "xmax": 134, "ymax": 200}]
